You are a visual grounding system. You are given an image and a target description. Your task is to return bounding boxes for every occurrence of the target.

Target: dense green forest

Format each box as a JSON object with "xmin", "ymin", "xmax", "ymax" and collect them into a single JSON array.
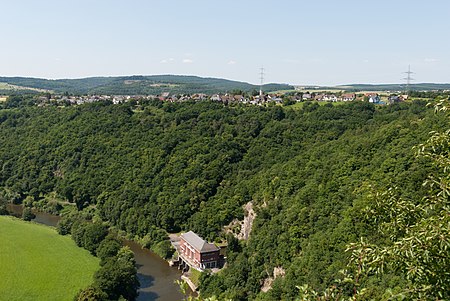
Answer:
[
  {"xmin": 0, "ymin": 97, "xmax": 448, "ymax": 300},
  {"xmin": 0, "ymin": 75, "xmax": 292, "ymax": 95}
]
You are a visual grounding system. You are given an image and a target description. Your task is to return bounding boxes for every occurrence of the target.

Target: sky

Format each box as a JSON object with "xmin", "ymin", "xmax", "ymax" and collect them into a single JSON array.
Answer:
[{"xmin": 1, "ymin": 0, "xmax": 449, "ymax": 85}]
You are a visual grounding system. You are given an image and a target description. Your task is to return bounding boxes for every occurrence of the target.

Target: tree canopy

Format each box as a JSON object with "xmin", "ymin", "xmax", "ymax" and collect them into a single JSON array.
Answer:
[{"xmin": 0, "ymin": 97, "xmax": 449, "ymax": 300}]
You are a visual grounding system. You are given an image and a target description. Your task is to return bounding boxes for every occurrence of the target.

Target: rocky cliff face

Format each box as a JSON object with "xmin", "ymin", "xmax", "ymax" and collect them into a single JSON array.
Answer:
[{"xmin": 238, "ymin": 201, "xmax": 256, "ymax": 240}]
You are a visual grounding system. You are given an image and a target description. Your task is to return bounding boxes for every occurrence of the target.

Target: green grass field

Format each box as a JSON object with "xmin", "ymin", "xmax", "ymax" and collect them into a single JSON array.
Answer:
[
  {"xmin": 0, "ymin": 82, "xmax": 50, "ymax": 93},
  {"xmin": 0, "ymin": 216, "xmax": 99, "ymax": 301},
  {"xmin": 288, "ymin": 100, "xmax": 347, "ymax": 110}
]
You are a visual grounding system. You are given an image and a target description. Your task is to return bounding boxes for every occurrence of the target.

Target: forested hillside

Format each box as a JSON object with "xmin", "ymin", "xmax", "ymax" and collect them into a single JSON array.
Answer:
[
  {"xmin": 0, "ymin": 75, "xmax": 292, "ymax": 95},
  {"xmin": 0, "ymin": 98, "xmax": 448, "ymax": 300}
]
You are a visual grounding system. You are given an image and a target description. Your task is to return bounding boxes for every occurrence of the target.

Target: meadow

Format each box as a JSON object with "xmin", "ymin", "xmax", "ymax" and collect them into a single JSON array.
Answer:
[
  {"xmin": 0, "ymin": 216, "xmax": 99, "ymax": 301},
  {"xmin": 0, "ymin": 82, "xmax": 49, "ymax": 93},
  {"xmin": 288, "ymin": 100, "xmax": 347, "ymax": 110}
]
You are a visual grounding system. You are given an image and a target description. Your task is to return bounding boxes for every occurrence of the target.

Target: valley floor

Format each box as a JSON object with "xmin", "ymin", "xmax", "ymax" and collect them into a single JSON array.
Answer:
[{"xmin": 0, "ymin": 216, "xmax": 99, "ymax": 301}]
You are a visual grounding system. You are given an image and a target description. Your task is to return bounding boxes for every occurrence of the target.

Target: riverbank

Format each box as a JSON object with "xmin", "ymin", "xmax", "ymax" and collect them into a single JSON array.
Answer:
[
  {"xmin": 181, "ymin": 275, "xmax": 198, "ymax": 293},
  {"xmin": 6, "ymin": 204, "xmax": 189, "ymax": 301}
]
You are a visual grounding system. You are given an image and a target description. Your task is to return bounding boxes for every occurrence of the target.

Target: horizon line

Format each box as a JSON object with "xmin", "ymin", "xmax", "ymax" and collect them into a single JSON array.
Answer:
[{"xmin": 1, "ymin": 74, "xmax": 450, "ymax": 87}]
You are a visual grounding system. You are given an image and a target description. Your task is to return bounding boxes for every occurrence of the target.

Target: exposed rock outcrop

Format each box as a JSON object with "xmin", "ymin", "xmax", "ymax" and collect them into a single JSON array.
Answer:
[
  {"xmin": 261, "ymin": 266, "xmax": 286, "ymax": 293},
  {"xmin": 238, "ymin": 201, "xmax": 255, "ymax": 240},
  {"xmin": 224, "ymin": 201, "xmax": 256, "ymax": 240}
]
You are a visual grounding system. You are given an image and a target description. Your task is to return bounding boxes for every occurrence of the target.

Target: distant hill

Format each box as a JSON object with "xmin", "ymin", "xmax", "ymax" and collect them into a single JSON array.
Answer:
[
  {"xmin": 0, "ymin": 75, "xmax": 293, "ymax": 95},
  {"xmin": 336, "ymin": 83, "xmax": 450, "ymax": 92},
  {"xmin": 3, "ymin": 75, "xmax": 448, "ymax": 95}
]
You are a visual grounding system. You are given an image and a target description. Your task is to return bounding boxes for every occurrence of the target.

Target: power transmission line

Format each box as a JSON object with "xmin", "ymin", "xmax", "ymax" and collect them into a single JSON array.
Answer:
[
  {"xmin": 403, "ymin": 65, "xmax": 414, "ymax": 93},
  {"xmin": 259, "ymin": 67, "xmax": 265, "ymax": 96}
]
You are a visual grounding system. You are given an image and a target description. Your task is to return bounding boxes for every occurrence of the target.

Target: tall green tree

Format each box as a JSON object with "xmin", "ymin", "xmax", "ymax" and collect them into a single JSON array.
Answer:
[
  {"xmin": 22, "ymin": 207, "xmax": 35, "ymax": 221},
  {"xmin": 94, "ymin": 246, "xmax": 139, "ymax": 301},
  {"xmin": 71, "ymin": 221, "xmax": 108, "ymax": 255},
  {"xmin": 298, "ymin": 99, "xmax": 450, "ymax": 300},
  {"xmin": 96, "ymin": 235, "xmax": 122, "ymax": 265},
  {"xmin": 0, "ymin": 198, "xmax": 7, "ymax": 215},
  {"xmin": 348, "ymin": 99, "xmax": 450, "ymax": 300},
  {"xmin": 74, "ymin": 285, "xmax": 108, "ymax": 301}
]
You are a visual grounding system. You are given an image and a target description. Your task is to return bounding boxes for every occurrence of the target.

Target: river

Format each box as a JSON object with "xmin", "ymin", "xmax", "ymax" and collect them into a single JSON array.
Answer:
[{"xmin": 7, "ymin": 204, "xmax": 187, "ymax": 301}]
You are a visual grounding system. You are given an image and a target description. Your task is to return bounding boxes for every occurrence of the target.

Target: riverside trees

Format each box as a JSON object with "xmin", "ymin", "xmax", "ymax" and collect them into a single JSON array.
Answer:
[
  {"xmin": 68, "ymin": 219, "xmax": 139, "ymax": 301},
  {"xmin": 75, "ymin": 245, "xmax": 139, "ymax": 301}
]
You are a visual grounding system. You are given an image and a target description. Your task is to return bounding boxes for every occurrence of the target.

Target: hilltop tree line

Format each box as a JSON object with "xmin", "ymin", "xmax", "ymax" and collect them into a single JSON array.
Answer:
[
  {"xmin": 0, "ymin": 75, "xmax": 293, "ymax": 95},
  {"xmin": 0, "ymin": 95, "xmax": 448, "ymax": 300}
]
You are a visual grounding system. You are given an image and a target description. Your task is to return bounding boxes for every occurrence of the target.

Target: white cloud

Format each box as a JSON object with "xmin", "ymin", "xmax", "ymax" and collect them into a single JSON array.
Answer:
[
  {"xmin": 182, "ymin": 59, "xmax": 193, "ymax": 64},
  {"xmin": 227, "ymin": 60, "xmax": 236, "ymax": 65},
  {"xmin": 424, "ymin": 58, "xmax": 438, "ymax": 63}
]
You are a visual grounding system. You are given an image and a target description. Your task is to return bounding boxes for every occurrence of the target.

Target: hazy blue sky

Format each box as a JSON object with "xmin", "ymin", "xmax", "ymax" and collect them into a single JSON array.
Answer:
[{"xmin": 1, "ymin": 0, "xmax": 449, "ymax": 85}]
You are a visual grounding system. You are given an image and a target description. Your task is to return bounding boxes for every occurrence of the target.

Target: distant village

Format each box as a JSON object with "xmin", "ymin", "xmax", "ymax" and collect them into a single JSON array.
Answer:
[{"xmin": 34, "ymin": 90, "xmax": 411, "ymax": 107}]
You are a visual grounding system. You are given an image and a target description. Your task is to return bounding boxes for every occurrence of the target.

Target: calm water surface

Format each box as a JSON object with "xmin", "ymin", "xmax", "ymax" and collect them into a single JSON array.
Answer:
[
  {"xmin": 124, "ymin": 239, "xmax": 186, "ymax": 301},
  {"xmin": 7, "ymin": 204, "xmax": 187, "ymax": 301}
]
